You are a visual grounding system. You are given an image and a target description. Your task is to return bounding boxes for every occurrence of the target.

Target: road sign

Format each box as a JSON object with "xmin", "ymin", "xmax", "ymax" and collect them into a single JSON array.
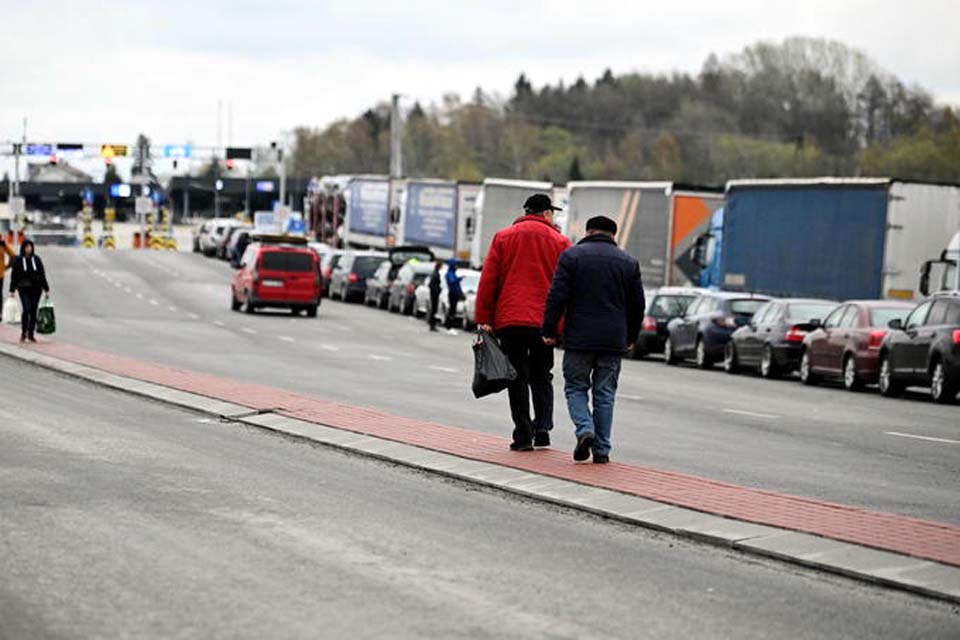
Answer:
[
  {"xmin": 25, "ymin": 143, "xmax": 54, "ymax": 156},
  {"xmin": 215, "ymin": 179, "xmax": 224, "ymax": 191},
  {"xmin": 135, "ymin": 197, "xmax": 153, "ymax": 215},
  {"xmin": 9, "ymin": 196, "xmax": 25, "ymax": 216},
  {"xmin": 101, "ymin": 144, "xmax": 129, "ymax": 158},
  {"xmin": 110, "ymin": 184, "xmax": 132, "ymax": 198},
  {"xmin": 226, "ymin": 147, "xmax": 252, "ymax": 160},
  {"xmin": 256, "ymin": 180, "xmax": 275, "ymax": 193},
  {"xmin": 163, "ymin": 144, "xmax": 192, "ymax": 158}
]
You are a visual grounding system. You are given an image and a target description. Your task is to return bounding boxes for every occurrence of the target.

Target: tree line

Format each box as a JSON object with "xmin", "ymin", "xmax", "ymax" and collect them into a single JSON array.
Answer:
[{"xmin": 290, "ymin": 37, "xmax": 960, "ymax": 186}]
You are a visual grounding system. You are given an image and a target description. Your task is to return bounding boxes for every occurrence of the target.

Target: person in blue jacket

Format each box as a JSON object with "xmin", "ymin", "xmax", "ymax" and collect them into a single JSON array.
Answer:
[
  {"xmin": 542, "ymin": 216, "xmax": 645, "ymax": 463},
  {"xmin": 444, "ymin": 258, "xmax": 464, "ymax": 330}
]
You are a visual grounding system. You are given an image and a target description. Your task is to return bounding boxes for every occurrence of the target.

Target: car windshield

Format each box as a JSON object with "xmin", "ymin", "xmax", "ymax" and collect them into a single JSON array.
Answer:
[
  {"xmin": 869, "ymin": 307, "xmax": 909, "ymax": 327},
  {"xmin": 391, "ymin": 251, "xmax": 433, "ymax": 265},
  {"xmin": 261, "ymin": 251, "xmax": 314, "ymax": 272},
  {"xmin": 353, "ymin": 256, "xmax": 385, "ymax": 277},
  {"xmin": 787, "ymin": 303, "xmax": 837, "ymax": 321},
  {"xmin": 650, "ymin": 295, "xmax": 695, "ymax": 318},
  {"xmin": 729, "ymin": 299, "xmax": 767, "ymax": 316}
]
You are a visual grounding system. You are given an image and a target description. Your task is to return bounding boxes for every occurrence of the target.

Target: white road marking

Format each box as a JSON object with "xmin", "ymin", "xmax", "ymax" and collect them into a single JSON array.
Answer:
[
  {"xmin": 368, "ymin": 354, "xmax": 392, "ymax": 361},
  {"xmin": 320, "ymin": 345, "xmax": 340, "ymax": 352},
  {"xmin": 428, "ymin": 365, "xmax": 458, "ymax": 373},
  {"xmin": 136, "ymin": 293, "xmax": 144, "ymax": 299},
  {"xmin": 213, "ymin": 320, "xmax": 225, "ymax": 327},
  {"xmin": 620, "ymin": 394, "xmax": 644, "ymax": 401},
  {"xmin": 149, "ymin": 299, "xmax": 159, "ymax": 306},
  {"xmin": 188, "ymin": 313, "xmax": 200, "ymax": 320},
  {"xmin": 242, "ymin": 327, "xmax": 257, "ymax": 334},
  {"xmin": 722, "ymin": 408, "xmax": 780, "ymax": 420},
  {"xmin": 168, "ymin": 306, "xmax": 178, "ymax": 312},
  {"xmin": 123, "ymin": 287, "xmax": 132, "ymax": 293},
  {"xmin": 113, "ymin": 282, "xmax": 122, "ymax": 287},
  {"xmin": 278, "ymin": 335, "xmax": 295, "ymax": 343},
  {"xmin": 885, "ymin": 431, "xmax": 960, "ymax": 445}
]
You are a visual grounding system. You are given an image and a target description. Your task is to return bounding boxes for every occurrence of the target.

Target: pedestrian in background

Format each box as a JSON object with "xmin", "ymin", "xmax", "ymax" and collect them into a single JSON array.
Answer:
[
  {"xmin": 428, "ymin": 260, "xmax": 443, "ymax": 332},
  {"xmin": 8, "ymin": 239, "xmax": 51, "ymax": 343},
  {"xmin": 542, "ymin": 216, "xmax": 645, "ymax": 463},
  {"xmin": 0, "ymin": 237, "xmax": 14, "ymax": 322},
  {"xmin": 444, "ymin": 258, "xmax": 464, "ymax": 330},
  {"xmin": 475, "ymin": 193, "xmax": 571, "ymax": 451}
]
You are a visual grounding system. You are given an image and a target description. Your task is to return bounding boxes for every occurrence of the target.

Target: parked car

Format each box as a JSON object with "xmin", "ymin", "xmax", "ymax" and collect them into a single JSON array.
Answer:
[
  {"xmin": 388, "ymin": 262, "xmax": 435, "ymax": 315},
  {"xmin": 724, "ymin": 299, "xmax": 838, "ymax": 378},
  {"xmin": 200, "ymin": 219, "xmax": 242, "ymax": 257},
  {"xmin": 219, "ymin": 224, "xmax": 252, "ymax": 259},
  {"xmin": 632, "ymin": 287, "xmax": 703, "ymax": 359},
  {"xmin": 437, "ymin": 269, "xmax": 481, "ymax": 324},
  {"xmin": 225, "ymin": 227, "xmax": 254, "ymax": 264},
  {"xmin": 462, "ymin": 291, "xmax": 477, "ymax": 330},
  {"xmin": 231, "ymin": 238, "xmax": 322, "ymax": 316},
  {"xmin": 664, "ymin": 291, "xmax": 770, "ymax": 368},
  {"xmin": 878, "ymin": 291, "xmax": 960, "ymax": 403},
  {"xmin": 192, "ymin": 221, "xmax": 211, "ymax": 253},
  {"xmin": 329, "ymin": 251, "xmax": 388, "ymax": 303},
  {"xmin": 320, "ymin": 250, "xmax": 346, "ymax": 298},
  {"xmin": 364, "ymin": 259, "xmax": 396, "ymax": 309},
  {"xmin": 799, "ymin": 300, "xmax": 914, "ymax": 390}
]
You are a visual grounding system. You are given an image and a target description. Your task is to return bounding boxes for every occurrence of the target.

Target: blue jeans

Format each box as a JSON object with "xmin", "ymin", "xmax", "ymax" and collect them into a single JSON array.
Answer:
[{"xmin": 562, "ymin": 350, "xmax": 622, "ymax": 456}]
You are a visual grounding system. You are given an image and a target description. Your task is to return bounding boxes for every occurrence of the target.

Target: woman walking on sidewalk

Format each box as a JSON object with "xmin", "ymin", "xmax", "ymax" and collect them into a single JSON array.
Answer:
[{"xmin": 8, "ymin": 240, "xmax": 50, "ymax": 343}]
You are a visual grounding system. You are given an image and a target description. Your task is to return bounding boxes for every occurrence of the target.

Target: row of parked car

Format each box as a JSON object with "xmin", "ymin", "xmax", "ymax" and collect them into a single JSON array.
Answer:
[
  {"xmin": 195, "ymin": 225, "xmax": 960, "ymax": 405},
  {"xmin": 636, "ymin": 286, "xmax": 960, "ymax": 404}
]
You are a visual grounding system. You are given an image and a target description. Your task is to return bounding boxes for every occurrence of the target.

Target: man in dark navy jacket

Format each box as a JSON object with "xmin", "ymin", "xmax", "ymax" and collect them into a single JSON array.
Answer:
[{"xmin": 542, "ymin": 216, "xmax": 645, "ymax": 463}]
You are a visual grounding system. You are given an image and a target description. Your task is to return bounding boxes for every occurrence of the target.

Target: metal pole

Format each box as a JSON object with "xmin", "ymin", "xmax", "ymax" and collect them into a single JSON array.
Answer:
[
  {"xmin": 278, "ymin": 142, "xmax": 287, "ymax": 209},
  {"xmin": 390, "ymin": 94, "xmax": 403, "ymax": 178},
  {"xmin": 244, "ymin": 164, "xmax": 251, "ymax": 220}
]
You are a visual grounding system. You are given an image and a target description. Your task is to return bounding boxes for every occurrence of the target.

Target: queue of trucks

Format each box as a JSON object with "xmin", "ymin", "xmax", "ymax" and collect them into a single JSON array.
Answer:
[{"xmin": 305, "ymin": 175, "xmax": 960, "ymax": 300}]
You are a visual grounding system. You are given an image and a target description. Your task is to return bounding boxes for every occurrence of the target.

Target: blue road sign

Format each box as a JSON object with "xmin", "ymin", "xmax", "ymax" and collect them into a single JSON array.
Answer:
[
  {"xmin": 26, "ymin": 143, "xmax": 54, "ymax": 156},
  {"xmin": 163, "ymin": 144, "xmax": 192, "ymax": 158}
]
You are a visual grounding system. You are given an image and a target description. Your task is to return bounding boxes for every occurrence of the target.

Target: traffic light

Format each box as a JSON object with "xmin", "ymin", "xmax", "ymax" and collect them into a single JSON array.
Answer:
[{"xmin": 226, "ymin": 159, "xmax": 235, "ymax": 170}]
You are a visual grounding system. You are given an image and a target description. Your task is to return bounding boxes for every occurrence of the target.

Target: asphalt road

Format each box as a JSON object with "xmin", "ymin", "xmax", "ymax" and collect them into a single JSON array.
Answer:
[
  {"xmin": 1, "ymin": 359, "xmax": 958, "ymax": 639},
  {"xmin": 22, "ymin": 247, "xmax": 960, "ymax": 526}
]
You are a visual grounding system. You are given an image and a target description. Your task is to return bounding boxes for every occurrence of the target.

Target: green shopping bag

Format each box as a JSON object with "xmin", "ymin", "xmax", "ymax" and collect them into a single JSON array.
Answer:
[{"xmin": 36, "ymin": 295, "xmax": 56, "ymax": 335}]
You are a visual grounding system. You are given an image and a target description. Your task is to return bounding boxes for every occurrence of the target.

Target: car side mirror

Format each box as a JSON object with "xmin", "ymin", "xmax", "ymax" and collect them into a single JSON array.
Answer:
[
  {"xmin": 809, "ymin": 318, "xmax": 821, "ymax": 329},
  {"xmin": 919, "ymin": 261, "xmax": 932, "ymax": 297},
  {"xmin": 887, "ymin": 318, "xmax": 903, "ymax": 331}
]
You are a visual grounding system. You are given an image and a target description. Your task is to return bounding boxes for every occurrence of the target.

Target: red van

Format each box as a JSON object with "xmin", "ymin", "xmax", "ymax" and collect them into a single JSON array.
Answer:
[{"xmin": 231, "ymin": 239, "xmax": 322, "ymax": 316}]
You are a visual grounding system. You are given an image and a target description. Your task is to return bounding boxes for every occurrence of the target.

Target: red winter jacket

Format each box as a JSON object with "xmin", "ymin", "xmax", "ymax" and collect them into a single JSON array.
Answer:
[{"xmin": 475, "ymin": 215, "xmax": 571, "ymax": 330}]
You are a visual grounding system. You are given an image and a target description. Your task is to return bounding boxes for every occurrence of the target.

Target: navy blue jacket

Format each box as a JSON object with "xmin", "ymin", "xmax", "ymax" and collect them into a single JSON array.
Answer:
[{"xmin": 542, "ymin": 234, "xmax": 645, "ymax": 353}]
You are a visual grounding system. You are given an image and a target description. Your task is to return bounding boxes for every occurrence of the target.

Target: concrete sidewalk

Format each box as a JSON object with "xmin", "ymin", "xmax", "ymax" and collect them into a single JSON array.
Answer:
[{"xmin": 2, "ymin": 327, "xmax": 959, "ymax": 604}]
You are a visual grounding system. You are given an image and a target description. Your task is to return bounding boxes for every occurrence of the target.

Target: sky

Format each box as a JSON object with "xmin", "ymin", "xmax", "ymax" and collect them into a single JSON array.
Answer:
[{"xmin": 1, "ymin": 0, "xmax": 958, "ymax": 176}]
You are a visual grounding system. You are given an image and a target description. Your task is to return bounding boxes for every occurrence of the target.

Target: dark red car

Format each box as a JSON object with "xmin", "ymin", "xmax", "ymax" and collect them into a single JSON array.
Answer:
[
  {"xmin": 231, "ymin": 238, "xmax": 322, "ymax": 316},
  {"xmin": 798, "ymin": 300, "xmax": 914, "ymax": 390}
]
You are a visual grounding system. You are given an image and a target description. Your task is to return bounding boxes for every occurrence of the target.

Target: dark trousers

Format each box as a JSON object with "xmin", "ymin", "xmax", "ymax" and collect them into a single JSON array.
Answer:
[
  {"xmin": 445, "ymin": 291, "xmax": 461, "ymax": 329},
  {"xmin": 19, "ymin": 287, "xmax": 42, "ymax": 337},
  {"xmin": 428, "ymin": 291, "xmax": 441, "ymax": 329},
  {"xmin": 496, "ymin": 326, "xmax": 554, "ymax": 445}
]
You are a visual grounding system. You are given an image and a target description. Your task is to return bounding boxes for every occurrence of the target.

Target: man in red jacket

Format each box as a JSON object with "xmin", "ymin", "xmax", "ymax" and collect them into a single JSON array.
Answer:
[{"xmin": 475, "ymin": 193, "xmax": 572, "ymax": 451}]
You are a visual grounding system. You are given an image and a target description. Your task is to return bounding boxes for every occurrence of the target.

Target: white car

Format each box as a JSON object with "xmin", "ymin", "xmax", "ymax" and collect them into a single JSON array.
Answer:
[
  {"xmin": 438, "ymin": 269, "xmax": 481, "ymax": 325},
  {"xmin": 199, "ymin": 218, "xmax": 242, "ymax": 257},
  {"xmin": 462, "ymin": 291, "xmax": 477, "ymax": 330}
]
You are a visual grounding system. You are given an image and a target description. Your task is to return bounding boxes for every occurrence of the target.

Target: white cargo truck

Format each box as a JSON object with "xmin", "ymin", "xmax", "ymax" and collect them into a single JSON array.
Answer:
[{"xmin": 470, "ymin": 178, "xmax": 552, "ymax": 268}]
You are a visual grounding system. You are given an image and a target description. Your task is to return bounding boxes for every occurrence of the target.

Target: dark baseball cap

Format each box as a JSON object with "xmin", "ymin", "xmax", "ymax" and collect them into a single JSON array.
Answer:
[
  {"xmin": 523, "ymin": 193, "xmax": 562, "ymax": 214},
  {"xmin": 586, "ymin": 215, "xmax": 618, "ymax": 235}
]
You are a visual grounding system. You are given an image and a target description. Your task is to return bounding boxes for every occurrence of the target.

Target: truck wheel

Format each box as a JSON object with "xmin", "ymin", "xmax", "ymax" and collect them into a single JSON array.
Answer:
[
  {"xmin": 759, "ymin": 345, "xmax": 779, "ymax": 379},
  {"xmin": 695, "ymin": 338, "xmax": 713, "ymax": 369},
  {"xmin": 842, "ymin": 355, "xmax": 863, "ymax": 391},
  {"xmin": 663, "ymin": 338, "xmax": 678, "ymax": 365},
  {"xmin": 930, "ymin": 360, "xmax": 957, "ymax": 404},
  {"xmin": 878, "ymin": 355, "xmax": 903, "ymax": 397},
  {"xmin": 799, "ymin": 349, "xmax": 818, "ymax": 385}
]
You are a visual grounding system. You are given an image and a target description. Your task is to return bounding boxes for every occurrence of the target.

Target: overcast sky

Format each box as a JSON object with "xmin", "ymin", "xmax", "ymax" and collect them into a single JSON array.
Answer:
[{"xmin": 2, "ymin": 0, "xmax": 958, "ymax": 152}]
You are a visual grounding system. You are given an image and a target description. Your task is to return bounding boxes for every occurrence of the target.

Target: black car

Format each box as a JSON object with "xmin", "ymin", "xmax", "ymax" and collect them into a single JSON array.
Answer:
[
  {"xmin": 879, "ymin": 292, "xmax": 960, "ymax": 403},
  {"xmin": 330, "ymin": 252, "xmax": 388, "ymax": 303},
  {"xmin": 364, "ymin": 259, "xmax": 397, "ymax": 309},
  {"xmin": 631, "ymin": 287, "xmax": 702, "ymax": 358},
  {"xmin": 665, "ymin": 291, "xmax": 770, "ymax": 368},
  {"xmin": 724, "ymin": 298, "xmax": 838, "ymax": 378}
]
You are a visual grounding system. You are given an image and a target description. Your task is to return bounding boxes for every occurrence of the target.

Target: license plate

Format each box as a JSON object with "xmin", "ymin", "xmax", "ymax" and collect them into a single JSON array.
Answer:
[{"xmin": 261, "ymin": 279, "xmax": 284, "ymax": 287}]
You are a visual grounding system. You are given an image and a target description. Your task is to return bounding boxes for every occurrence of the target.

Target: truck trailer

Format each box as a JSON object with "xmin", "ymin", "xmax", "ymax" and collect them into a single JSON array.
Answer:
[
  {"xmin": 470, "ymin": 178, "xmax": 552, "ymax": 268},
  {"xmin": 395, "ymin": 178, "xmax": 459, "ymax": 260},
  {"xmin": 565, "ymin": 181, "xmax": 723, "ymax": 288},
  {"xmin": 343, "ymin": 175, "xmax": 390, "ymax": 249},
  {"xmin": 718, "ymin": 178, "xmax": 960, "ymax": 301}
]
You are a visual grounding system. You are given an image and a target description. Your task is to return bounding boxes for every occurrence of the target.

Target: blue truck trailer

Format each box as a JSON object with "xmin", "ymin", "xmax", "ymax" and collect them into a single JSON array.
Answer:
[{"xmin": 715, "ymin": 179, "xmax": 960, "ymax": 301}]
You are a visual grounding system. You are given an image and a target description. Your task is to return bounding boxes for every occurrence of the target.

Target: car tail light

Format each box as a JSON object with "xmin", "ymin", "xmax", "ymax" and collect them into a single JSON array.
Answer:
[
  {"xmin": 348, "ymin": 272, "xmax": 359, "ymax": 284},
  {"xmin": 642, "ymin": 315, "xmax": 657, "ymax": 332},
  {"xmin": 868, "ymin": 330, "xmax": 887, "ymax": 350},
  {"xmin": 785, "ymin": 325, "xmax": 807, "ymax": 342},
  {"xmin": 712, "ymin": 315, "xmax": 737, "ymax": 328},
  {"xmin": 953, "ymin": 329, "xmax": 960, "ymax": 345}
]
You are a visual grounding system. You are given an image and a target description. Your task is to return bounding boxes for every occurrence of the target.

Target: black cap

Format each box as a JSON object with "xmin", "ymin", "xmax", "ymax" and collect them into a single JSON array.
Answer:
[
  {"xmin": 586, "ymin": 215, "xmax": 618, "ymax": 235},
  {"xmin": 523, "ymin": 193, "xmax": 562, "ymax": 214}
]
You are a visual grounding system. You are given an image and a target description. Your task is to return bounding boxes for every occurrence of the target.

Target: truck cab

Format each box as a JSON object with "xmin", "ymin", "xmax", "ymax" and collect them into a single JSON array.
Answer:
[{"xmin": 920, "ymin": 231, "xmax": 960, "ymax": 296}]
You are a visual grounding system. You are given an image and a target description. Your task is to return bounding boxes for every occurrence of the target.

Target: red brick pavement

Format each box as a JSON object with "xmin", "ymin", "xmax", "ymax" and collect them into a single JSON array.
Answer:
[{"xmin": 5, "ymin": 328, "xmax": 960, "ymax": 568}]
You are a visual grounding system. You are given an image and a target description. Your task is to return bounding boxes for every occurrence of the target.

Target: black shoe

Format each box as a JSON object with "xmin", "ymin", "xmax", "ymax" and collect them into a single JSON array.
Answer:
[
  {"xmin": 573, "ymin": 434, "xmax": 594, "ymax": 461},
  {"xmin": 593, "ymin": 454, "xmax": 610, "ymax": 464},
  {"xmin": 27, "ymin": 334, "xmax": 37, "ymax": 343},
  {"xmin": 533, "ymin": 431, "xmax": 551, "ymax": 448},
  {"xmin": 509, "ymin": 441, "xmax": 534, "ymax": 452}
]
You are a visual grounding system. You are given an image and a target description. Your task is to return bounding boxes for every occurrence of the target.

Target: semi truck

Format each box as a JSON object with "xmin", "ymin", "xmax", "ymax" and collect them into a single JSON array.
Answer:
[
  {"xmin": 394, "ymin": 178, "xmax": 459, "ymax": 260},
  {"xmin": 470, "ymin": 178, "xmax": 552, "ymax": 268},
  {"xmin": 343, "ymin": 175, "xmax": 390, "ymax": 249},
  {"xmin": 716, "ymin": 178, "xmax": 960, "ymax": 301},
  {"xmin": 565, "ymin": 182, "xmax": 723, "ymax": 288},
  {"xmin": 921, "ymin": 230, "xmax": 960, "ymax": 295}
]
